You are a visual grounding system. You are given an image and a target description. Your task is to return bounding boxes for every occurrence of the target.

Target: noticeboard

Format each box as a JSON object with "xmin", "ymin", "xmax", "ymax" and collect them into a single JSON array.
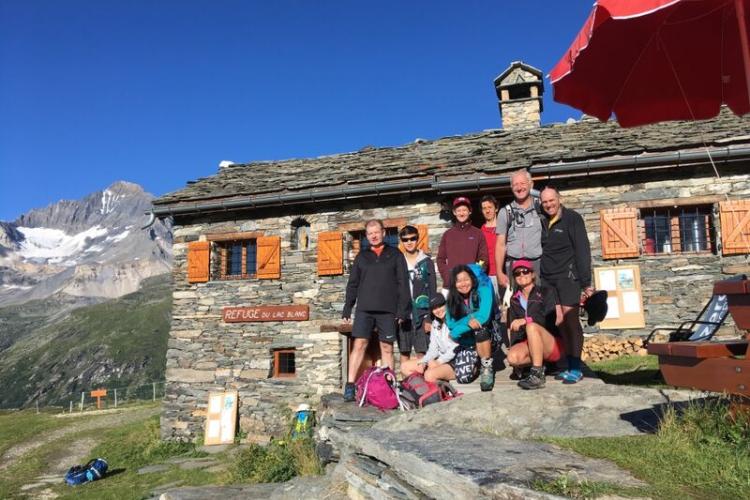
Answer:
[
  {"xmin": 204, "ymin": 391, "xmax": 238, "ymax": 445},
  {"xmin": 594, "ymin": 265, "xmax": 646, "ymax": 329}
]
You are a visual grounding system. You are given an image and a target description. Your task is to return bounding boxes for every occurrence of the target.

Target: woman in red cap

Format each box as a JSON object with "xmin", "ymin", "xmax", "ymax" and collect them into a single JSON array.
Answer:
[{"xmin": 506, "ymin": 259, "xmax": 564, "ymax": 390}]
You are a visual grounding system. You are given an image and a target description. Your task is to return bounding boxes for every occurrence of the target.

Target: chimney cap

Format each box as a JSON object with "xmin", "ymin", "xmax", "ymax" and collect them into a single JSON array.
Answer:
[{"xmin": 494, "ymin": 61, "xmax": 543, "ymax": 91}]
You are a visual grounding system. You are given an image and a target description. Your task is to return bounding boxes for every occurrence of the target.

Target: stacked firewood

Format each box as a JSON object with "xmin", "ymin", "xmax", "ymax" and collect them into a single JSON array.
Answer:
[{"xmin": 581, "ymin": 335, "xmax": 649, "ymax": 363}]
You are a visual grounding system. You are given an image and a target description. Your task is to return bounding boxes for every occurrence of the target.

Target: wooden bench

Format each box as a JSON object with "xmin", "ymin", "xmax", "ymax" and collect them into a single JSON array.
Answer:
[{"xmin": 647, "ymin": 277, "xmax": 750, "ymax": 410}]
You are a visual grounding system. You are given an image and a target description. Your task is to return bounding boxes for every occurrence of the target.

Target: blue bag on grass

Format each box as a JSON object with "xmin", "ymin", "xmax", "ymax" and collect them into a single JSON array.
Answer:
[{"xmin": 65, "ymin": 458, "xmax": 108, "ymax": 485}]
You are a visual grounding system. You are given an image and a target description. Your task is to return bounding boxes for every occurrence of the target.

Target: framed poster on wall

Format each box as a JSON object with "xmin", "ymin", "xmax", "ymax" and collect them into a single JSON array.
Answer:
[
  {"xmin": 594, "ymin": 265, "xmax": 645, "ymax": 329},
  {"xmin": 204, "ymin": 391, "xmax": 238, "ymax": 445}
]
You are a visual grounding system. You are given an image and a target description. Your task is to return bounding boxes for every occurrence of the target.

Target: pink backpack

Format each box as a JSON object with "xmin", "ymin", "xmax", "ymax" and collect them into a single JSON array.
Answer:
[{"xmin": 355, "ymin": 367, "xmax": 400, "ymax": 410}]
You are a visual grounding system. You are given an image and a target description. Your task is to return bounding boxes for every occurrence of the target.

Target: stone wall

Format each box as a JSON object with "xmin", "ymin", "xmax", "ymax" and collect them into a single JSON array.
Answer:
[
  {"xmin": 162, "ymin": 167, "xmax": 749, "ymax": 442},
  {"xmin": 161, "ymin": 195, "xmax": 449, "ymax": 442},
  {"xmin": 557, "ymin": 167, "xmax": 749, "ymax": 337}
]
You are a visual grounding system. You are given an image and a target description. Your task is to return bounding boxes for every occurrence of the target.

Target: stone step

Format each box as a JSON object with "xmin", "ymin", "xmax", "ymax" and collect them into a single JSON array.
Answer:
[{"xmin": 329, "ymin": 425, "xmax": 646, "ymax": 499}]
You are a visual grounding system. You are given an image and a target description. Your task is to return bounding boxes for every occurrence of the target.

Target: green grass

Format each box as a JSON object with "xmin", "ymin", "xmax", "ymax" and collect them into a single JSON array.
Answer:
[
  {"xmin": 0, "ymin": 409, "xmax": 76, "ymax": 458},
  {"xmin": 0, "ymin": 404, "xmax": 322, "ymax": 499},
  {"xmin": 538, "ymin": 398, "xmax": 750, "ymax": 499},
  {"xmin": 588, "ymin": 354, "xmax": 665, "ymax": 387},
  {"xmin": 229, "ymin": 438, "xmax": 322, "ymax": 484}
]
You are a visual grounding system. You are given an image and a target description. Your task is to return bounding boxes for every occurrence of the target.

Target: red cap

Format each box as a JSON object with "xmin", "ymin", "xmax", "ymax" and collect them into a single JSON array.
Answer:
[
  {"xmin": 511, "ymin": 259, "xmax": 533, "ymax": 272},
  {"xmin": 452, "ymin": 196, "xmax": 472, "ymax": 209}
]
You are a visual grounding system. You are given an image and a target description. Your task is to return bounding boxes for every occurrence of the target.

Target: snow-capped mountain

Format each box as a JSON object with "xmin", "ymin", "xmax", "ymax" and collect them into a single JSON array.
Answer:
[{"xmin": 0, "ymin": 181, "xmax": 172, "ymax": 306}]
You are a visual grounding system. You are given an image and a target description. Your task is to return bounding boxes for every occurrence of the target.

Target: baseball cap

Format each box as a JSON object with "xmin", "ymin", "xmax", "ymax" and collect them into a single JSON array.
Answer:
[
  {"xmin": 584, "ymin": 290, "xmax": 609, "ymax": 326},
  {"xmin": 452, "ymin": 196, "xmax": 472, "ymax": 209},
  {"xmin": 511, "ymin": 259, "xmax": 534, "ymax": 272},
  {"xmin": 429, "ymin": 294, "xmax": 446, "ymax": 309}
]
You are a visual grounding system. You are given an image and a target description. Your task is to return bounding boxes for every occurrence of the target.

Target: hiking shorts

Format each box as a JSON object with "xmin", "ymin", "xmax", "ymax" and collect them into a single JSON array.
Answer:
[
  {"xmin": 397, "ymin": 319, "xmax": 429, "ymax": 354},
  {"xmin": 515, "ymin": 336, "xmax": 565, "ymax": 363},
  {"xmin": 352, "ymin": 311, "xmax": 397, "ymax": 343},
  {"xmin": 543, "ymin": 276, "xmax": 582, "ymax": 306}
]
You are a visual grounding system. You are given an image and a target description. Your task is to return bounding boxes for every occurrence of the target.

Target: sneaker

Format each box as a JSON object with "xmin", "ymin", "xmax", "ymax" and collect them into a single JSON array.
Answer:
[
  {"xmin": 479, "ymin": 358, "xmax": 495, "ymax": 392},
  {"xmin": 343, "ymin": 382, "xmax": 356, "ymax": 402},
  {"xmin": 554, "ymin": 370, "xmax": 570, "ymax": 381},
  {"xmin": 518, "ymin": 366, "xmax": 546, "ymax": 390},
  {"xmin": 561, "ymin": 370, "xmax": 583, "ymax": 385}
]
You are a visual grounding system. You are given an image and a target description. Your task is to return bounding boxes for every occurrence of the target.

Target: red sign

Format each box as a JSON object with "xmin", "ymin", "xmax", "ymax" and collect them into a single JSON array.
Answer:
[{"xmin": 223, "ymin": 305, "xmax": 309, "ymax": 323}]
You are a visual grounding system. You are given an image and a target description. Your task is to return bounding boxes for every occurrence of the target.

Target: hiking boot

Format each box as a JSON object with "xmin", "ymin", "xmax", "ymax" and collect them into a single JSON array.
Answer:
[
  {"xmin": 518, "ymin": 366, "xmax": 546, "ymax": 390},
  {"xmin": 561, "ymin": 370, "xmax": 583, "ymax": 385},
  {"xmin": 343, "ymin": 382, "xmax": 356, "ymax": 402},
  {"xmin": 479, "ymin": 358, "xmax": 495, "ymax": 392},
  {"xmin": 554, "ymin": 370, "xmax": 570, "ymax": 381}
]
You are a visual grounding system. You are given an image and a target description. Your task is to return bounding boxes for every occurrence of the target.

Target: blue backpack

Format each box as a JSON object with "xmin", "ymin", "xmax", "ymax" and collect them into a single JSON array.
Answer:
[{"xmin": 65, "ymin": 458, "xmax": 108, "ymax": 485}]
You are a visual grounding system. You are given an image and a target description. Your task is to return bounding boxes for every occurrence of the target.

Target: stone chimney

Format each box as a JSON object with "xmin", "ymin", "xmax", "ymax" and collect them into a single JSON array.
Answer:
[{"xmin": 494, "ymin": 61, "xmax": 544, "ymax": 130}]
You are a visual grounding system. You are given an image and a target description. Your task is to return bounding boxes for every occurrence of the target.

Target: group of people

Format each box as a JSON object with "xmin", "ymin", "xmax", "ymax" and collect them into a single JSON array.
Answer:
[{"xmin": 341, "ymin": 168, "xmax": 593, "ymax": 402}]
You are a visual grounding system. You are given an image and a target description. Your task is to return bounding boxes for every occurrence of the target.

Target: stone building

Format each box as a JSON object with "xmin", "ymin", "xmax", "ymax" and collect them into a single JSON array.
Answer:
[{"xmin": 153, "ymin": 62, "xmax": 750, "ymax": 441}]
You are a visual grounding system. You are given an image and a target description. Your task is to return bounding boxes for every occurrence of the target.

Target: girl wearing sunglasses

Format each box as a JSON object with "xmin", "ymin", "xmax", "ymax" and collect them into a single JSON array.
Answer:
[{"xmin": 506, "ymin": 260, "xmax": 564, "ymax": 390}]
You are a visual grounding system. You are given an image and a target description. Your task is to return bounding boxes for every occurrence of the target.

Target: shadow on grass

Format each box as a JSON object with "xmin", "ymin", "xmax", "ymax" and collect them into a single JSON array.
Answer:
[
  {"xmin": 594, "ymin": 368, "xmax": 664, "ymax": 386},
  {"xmin": 106, "ymin": 468, "xmax": 127, "ymax": 478}
]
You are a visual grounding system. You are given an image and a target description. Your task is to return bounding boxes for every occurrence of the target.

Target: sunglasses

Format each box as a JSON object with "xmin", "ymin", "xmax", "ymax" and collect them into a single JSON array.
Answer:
[
  {"xmin": 513, "ymin": 269, "xmax": 532, "ymax": 277},
  {"xmin": 400, "ymin": 237, "xmax": 418, "ymax": 242}
]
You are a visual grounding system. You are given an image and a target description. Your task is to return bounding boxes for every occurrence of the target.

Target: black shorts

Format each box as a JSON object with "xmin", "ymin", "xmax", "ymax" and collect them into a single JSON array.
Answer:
[
  {"xmin": 397, "ymin": 320, "xmax": 429, "ymax": 354},
  {"xmin": 543, "ymin": 276, "xmax": 581, "ymax": 306},
  {"xmin": 352, "ymin": 311, "xmax": 397, "ymax": 343}
]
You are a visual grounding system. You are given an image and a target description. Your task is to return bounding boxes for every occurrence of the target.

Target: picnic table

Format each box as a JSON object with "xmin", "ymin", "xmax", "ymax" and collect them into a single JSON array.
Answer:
[{"xmin": 647, "ymin": 277, "xmax": 750, "ymax": 412}]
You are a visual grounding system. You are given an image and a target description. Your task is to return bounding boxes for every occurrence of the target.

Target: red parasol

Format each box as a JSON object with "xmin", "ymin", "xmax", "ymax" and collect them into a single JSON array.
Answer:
[{"xmin": 549, "ymin": 0, "xmax": 750, "ymax": 127}]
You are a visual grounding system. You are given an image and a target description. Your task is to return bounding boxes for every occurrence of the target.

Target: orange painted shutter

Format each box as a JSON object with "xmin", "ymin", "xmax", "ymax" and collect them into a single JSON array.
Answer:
[
  {"xmin": 719, "ymin": 200, "xmax": 750, "ymax": 255},
  {"xmin": 187, "ymin": 241, "xmax": 210, "ymax": 283},
  {"xmin": 417, "ymin": 224, "xmax": 429, "ymax": 253},
  {"xmin": 256, "ymin": 236, "xmax": 281, "ymax": 279},
  {"xmin": 317, "ymin": 231, "xmax": 343, "ymax": 276},
  {"xmin": 600, "ymin": 208, "xmax": 639, "ymax": 259}
]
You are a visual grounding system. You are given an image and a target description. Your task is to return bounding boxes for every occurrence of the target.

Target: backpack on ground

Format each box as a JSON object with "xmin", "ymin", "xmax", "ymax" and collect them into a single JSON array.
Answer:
[
  {"xmin": 65, "ymin": 458, "xmax": 108, "ymax": 486},
  {"xmin": 400, "ymin": 373, "xmax": 441, "ymax": 409},
  {"xmin": 355, "ymin": 367, "xmax": 401, "ymax": 411},
  {"xmin": 399, "ymin": 373, "xmax": 462, "ymax": 409}
]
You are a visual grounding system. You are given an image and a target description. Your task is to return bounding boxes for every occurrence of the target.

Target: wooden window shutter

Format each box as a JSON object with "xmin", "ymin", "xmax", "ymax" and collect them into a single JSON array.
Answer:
[
  {"xmin": 317, "ymin": 231, "xmax": 343, "ymax": 276},
  {"xmin": 600, "ymin": 208, "xmax": 639, "ymax": 259},
  {"xmin": 417, "ymin": 224, "xmax": 429, "ymax": 253},
  {"xmin": 187, "ymin": 241, "xmax": 210, "ymax": 283},
  {"xmin": 719, "ymin": 200, "xmax": 750, "ymax": 255},
  {"xmin": 256, "ymin": 236, "xmax": 281, "ymax": 279}
]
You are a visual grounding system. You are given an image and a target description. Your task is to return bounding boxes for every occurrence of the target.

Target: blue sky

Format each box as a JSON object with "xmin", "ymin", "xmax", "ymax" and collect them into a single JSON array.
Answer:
[{"xmin": 0, "ymin": 1, "xmax": 593, "ymax": 222}]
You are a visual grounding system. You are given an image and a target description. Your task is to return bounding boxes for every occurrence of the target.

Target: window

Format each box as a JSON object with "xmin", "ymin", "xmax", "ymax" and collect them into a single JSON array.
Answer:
[
  {"xmin": 273, "ymin": 349, "xmax": 296, "ymax": 378},
  {"xmin": 641, "ymin": 205, "xmax": 715, "ymax": 255},
  {"xmin": 344, "ymin": 227, "xmax": 399, "ymax": 271},
  {"xmin": 217, "ymin": 239, "xmax": 257, "ymax": 279}
]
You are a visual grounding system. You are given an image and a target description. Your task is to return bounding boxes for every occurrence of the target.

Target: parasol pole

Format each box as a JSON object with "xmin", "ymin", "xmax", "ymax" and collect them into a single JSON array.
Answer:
[{"xmin": 737, "ymin": 0, "xmax": 750, "ymax": 108}]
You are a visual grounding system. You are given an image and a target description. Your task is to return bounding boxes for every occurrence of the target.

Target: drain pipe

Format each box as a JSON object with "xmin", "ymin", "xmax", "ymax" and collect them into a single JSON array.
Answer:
[{"xmin": 148, "ymin": 145, "xmax": 750, "ymax": 219}]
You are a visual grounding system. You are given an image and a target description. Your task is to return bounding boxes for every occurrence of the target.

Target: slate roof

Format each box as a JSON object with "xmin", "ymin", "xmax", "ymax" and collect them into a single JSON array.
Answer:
[{"xmin": 154, "ymin": 109, "xmax": 750, "ymax": 207}]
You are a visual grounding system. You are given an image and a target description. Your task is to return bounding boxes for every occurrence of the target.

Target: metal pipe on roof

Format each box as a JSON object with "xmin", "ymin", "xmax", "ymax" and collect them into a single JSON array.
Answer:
[{"xmin": 149, "ymin": 145, "xmax": 750, "ymax": 218}]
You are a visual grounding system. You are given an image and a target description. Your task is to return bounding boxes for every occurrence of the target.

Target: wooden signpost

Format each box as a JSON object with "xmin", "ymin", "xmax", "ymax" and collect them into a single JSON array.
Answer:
[
  {"xmin": 222, "ymin": 305, "xmax": 309, "ymax": 323},
  {"xmin": 91, "ymin": 388, "xmax": 107, "ymax": 409}
]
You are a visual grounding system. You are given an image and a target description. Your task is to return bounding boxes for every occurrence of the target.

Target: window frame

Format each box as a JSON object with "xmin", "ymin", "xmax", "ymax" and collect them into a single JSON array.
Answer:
[
  {"xmin": 205, "ymin": 231, "xmax": 265, "ymax": 281},
  {"xmin": 272, "ymin": 349, "xmax": 296, "ymax": 378},
  {"xmin": 638, "ymin": 204, "xmax": 716, "ymax": 256}
]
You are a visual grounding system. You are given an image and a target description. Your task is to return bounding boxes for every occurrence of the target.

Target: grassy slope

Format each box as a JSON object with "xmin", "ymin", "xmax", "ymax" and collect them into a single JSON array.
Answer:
[
  {"xmin": 535, "ymin": 355, "xmax": 750, "ymax": 499},
  {"xmin": 0, "ymin": 275, "xmax": 171, "ymax": 408},
  {"xmin": 0, "ymin": 404, "xmax": 321, "ymax": 499}
]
